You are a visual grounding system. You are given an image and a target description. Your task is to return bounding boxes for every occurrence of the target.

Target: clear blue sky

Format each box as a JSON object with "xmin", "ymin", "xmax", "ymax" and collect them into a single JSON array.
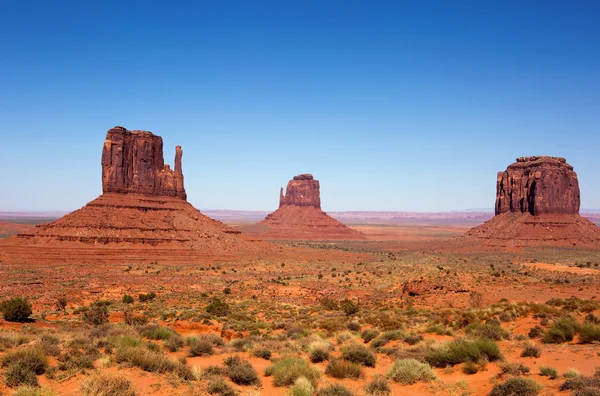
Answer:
[{"xmin": 1, "ymin": 1, "xmax": 599, "ymax": 212}]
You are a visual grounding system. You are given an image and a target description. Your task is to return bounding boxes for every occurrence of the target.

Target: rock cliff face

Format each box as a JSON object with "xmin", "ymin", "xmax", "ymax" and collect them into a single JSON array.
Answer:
[
  {"xmin": 466, "ymin": 156, "xmax": 600, "ymax": 245},
  {"xmin": 279, "ymin": 174, "xmax": 321, "ymax": 208},
  {"xmin": 101, "ymin": 126, "xmax": 186, "ymax": 199},
  {"xmin": 495, "ymin": 156, "xmax": 580, "ymax": 216}
]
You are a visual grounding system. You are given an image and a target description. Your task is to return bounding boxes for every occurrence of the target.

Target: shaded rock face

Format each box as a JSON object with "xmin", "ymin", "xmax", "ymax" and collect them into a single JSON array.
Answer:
[
  {"xmin": 101, "ymin": 126, "xmax": 186, "ymax": 199},
  {"xmin": 495, "ymin": 156, "xmax": 580, "ymax": 216},
  {"xmin": 279, "ymin": 174, "xmax": 321, "ymax": 208}
]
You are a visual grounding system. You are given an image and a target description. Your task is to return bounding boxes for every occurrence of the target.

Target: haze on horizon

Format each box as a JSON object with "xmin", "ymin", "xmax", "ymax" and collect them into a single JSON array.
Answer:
[{"xmin": 1, "ymin": 1, "xmax": 599, "ymax": 212}]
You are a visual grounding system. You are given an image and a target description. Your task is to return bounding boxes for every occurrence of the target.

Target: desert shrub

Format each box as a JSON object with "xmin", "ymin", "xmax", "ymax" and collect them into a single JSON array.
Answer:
[
  {"xmin": 318, "ymin": 384, "xmax": 354, "ymax": 396},
  {"xmin": 206, "ymin": 377, "xmax": 236, "ymax": 396},
  {"xmin": 2, "ymin": 347, "xmax": 48, "ymax": 375},
  {"xmin": 310, "ymin": 347, "xmax": 329, "ymax": 363},
  {"xmin": 341, "ymin": 343, "xmax": 376, "ymax": 367},
  {"xmin": 347, "ymin": 322, "xmax": 361, "ymax": 332},
  {"xmin": 252, "ymin": 347, "xmax": 272, "ymax": 360},
  {"xmin": 426, "ymin": 338, "xmax": 501, "ymax": 367},
  {"xmin": 370, "ymin": 330, "xmax": 404, "ymax": 349},
  {"xmin": 230, "ymin": 337, "xmax": 253, "ymax": 352},
  {"xmin": 55, "ymin": 296, "xmax": 68, "ymax": 311},
  {"xmin": 164, "ymin": 334, "xmax": 185, "ymax": 352},
  {"xmin": 121, "ymin": 295, "xmax": 134, "ymax": 304},
  {"xmin": 267, "ymin": 358, "xmax": 320, "ymax": 388},
  {"xmin": 188, "ymin": 339, "xmax": 214, "ymax": 357},
  {"xmin": 499, "ymin": 362, "xmax": 530, "ymax": 376},
  {"xmin": 387, "ymin": 358, "xmax": 436, "ymax": 385},
  {"xmin": 138, "ymin": 292, "xmax": 156, "ymax": 302},
  {"xmin": 560, "ymin": 375, "xmax": 600, "ymax": 392},
  {"xmin": 79, "ymin": 372, "xmax": 136, "ymax": 396},
  {"xmin": 564, "ymin": 368, "xmax": 581, "ymax": 378},
  {"xmin": 488, "ymin": 377, "xmax": 542, "ymax": 396},
  {"xmin": 5, "ymin": 364, "xmax": 39, "ymax": 388},
  {"xmin": 325, "ymin": 359, "xmax": 362, "ymax": 379},
  {"xmin": 520, "ymin": 342, "xmax": 541, "ymax": 358},
  {"xmin": 539, "ymin": 365, "xmax": 559, "ymax": 379},
  {"xmin": 291, "ymin": 376, "xmax": 315, "ymax": 396},
  {"xmin": 11, "ymin": 386, "xmax": 57, "ymax": 396},
  {"xmin": 528, "ymin": 325, "xmax": 543, "ymax": 338},
  {"xmin": 139, "ymin": 325, "xmax": 174, "ymax": 340},
  {"xmin": 206, "ymin": 298, "xmax": 230, "ymax": 317},
  {"xmin": 404, "ymin": 334, "xmax": 424, "ymax": 345},
  {"xmin": 115, "ymin": 343, "xmax": 189, "ymax": 378},
  {"xmin": 579, "ymin": 323, "xmax": 600, "ymax": 344},
  {"xmin": 82, "ymin": 301, "xmax": 110, "ymax": 326},
  {"xmin": 340, "ymin": 299, "xmax": 359, "ymax": 316},
  {"xmin": 543, "ymin": 317, "xmax": 580, "ymax": 344},
  {"xmin": 223, "ymin": 355, "xmax": 260, "ymax": 385},
  {"xmin": 462, "ymin": 360, "xmax": 479, "ymax": 374},
  {"xmin": 465, "ymin": 322, "xmax": 509, "ymax": 340},
  {"xmin": 0, "ymin": 332, "xmax": 30, "ymax": 352},
  {"xmin": 361, "ymin": 329, "xmax": 380, "ymax": 343},
  {"xmin": 0, "ymin": 298, "xmax": 32, "ymax": 322},
  {"xmin": 57, "ymin": 345, "xmax": 96, "ymax": 371},
  {"xmin": 364, "ymin": 374, "xmax": 391, "ymax": 395}
]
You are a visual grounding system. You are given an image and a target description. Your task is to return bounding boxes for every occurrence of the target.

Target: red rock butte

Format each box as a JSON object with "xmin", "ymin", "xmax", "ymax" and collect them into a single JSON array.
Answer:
[
  {"xmin": 466, "ymin": 156, "xmax": 600, "ymax": 245},
  {"xmin": 0, "ymin": 127, "xmax": 265, "ymax": 264},
  {"xmin": 253, "ymin": 174, "xmax": 365, "ymax": 240}
]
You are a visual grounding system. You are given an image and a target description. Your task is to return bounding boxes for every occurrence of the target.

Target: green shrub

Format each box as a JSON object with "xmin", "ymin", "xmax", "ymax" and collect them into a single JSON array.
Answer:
[
  {"xmin": 387, "ymin": 358, "xmax": 436, "ymax": 385},
  {"xmin": 318, "ymin": 384, "xmax": 354, "ymax": 396},
  {"xmin": 266, "ymin": 358, "xmax": 320, "ymax": 387},
  {"xmin": 0, "ymin": 298, "xmax": 32, "ymax": 322},
  {"xmin": 79, "ymin": 372, "xmax": 136, "ymax": 396},
  {"xmin": 462, "ymin": 360, "xmax": 479, "ymax": 375},
  {"xmin": 207, "ymin": 377, "xmax": 236, "ymax": 396},
  {"xmin": 520, "ymin": 342, "xmax": 541, "ymax": 358},
  {"xmin": 341, "ymin": 343, "xmax": 376, "ymax": 367},
  {"xmin": 488, "ymin": 377, "xmax": 542, "ymax": 396},
  {"xmin": 206, "ymin": 298, "xmax": 230, "ymax": 317},
  {"xmin": 370, "ymin": 330, "xmax": 404, "ymax": 349},
  {"xmin": 82, "ymin": 301, "xmax": 110, "ymax": 326},
  {"xmin": 291, "ymin": 376, "xmax": 315, "ymax": 396},
  {"xmin": 139, "ymin": 325, "xmax": 174, "ymax": 340},
  {"xmin": 404, "ymin": 334, "xmax": 424, "ymax": 345},
  {"xmin": 11, "ymin": 386, "xmax": 56, "ymax": 396},
  {"xmin": 539, "ymin": 365, "xmax": 559, "ymax": 379},
  {"xmin": 164, "ymin": 334, "xmax": 185, "ymax": 352},
  {"xmin": 115, "ymin": 343, "xmax": 189, "ymax": 378},
  {"xmin": 1, "ymin": 347, "xmax": 48, "ymax": 377},
  {"xmin": 223, "ymin": 355, "xmax": 260, "ymax": 385},
  {"xmin": 253, "ymin": 347, "xmax": 272, "ymax": 360},
  {"xmin": 340, "ymin": 299, "xmax": 359, "ymax": 316},
  {"xmin": 309, "ymin": 347, "xmax": 329, "ymax": 363},
  {"xmin": 138, "ymin": 292, "xmax": 156, "ymax": 302},
  {"xmin": 188, "ymin": 339, "xmax": 214, "ymax": 357},
  {"xmin": 364, "ymin": 374, "xmax": 391, "ymax": 395},
  {"xmin": 121, "ymin": 295, "xmax": 134, "ymax": 304},
  {"xmin": 4, "ymin": 363, "xmax": 39, "ymax": 388},
  {"xmin": 361, "ymin": 329, "xmax": 380, "ymax": 343},
  {"xmin": 426, "ymin": 338, "xmax": 501, "ymax": 367},
  {"xmin": 543, "ymin": 317, "xmax": 580, "ymax": 344},
  {"xmin": 325, "ymin": 359, "xmax": 362, "ymax": 379},
  {"xmin": 465, "ymin": 322, "xmax": 509, "ymax": 340},
  {"xmin": 579, "ymin": 323, "xmax": 600, "ymax": 344}
]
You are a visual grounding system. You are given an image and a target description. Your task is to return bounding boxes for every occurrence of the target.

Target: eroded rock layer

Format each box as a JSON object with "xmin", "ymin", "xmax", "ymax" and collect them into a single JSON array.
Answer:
[
  {"xmin": 257, "ymin": 174, "xmax": 364, "ymax": 240},
  {"xmin": 467, "ymin": 156, "xmax": 600, "ymax": 245}
]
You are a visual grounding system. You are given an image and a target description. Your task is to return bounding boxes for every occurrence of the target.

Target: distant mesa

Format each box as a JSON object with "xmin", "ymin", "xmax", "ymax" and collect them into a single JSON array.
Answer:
[
  {"xmin": 466, "ymin": 156, "xmax": 600, "ymax": 245},
  {"xmin": 249, "ymin": 174, "xmax": 365, "ymax": 240},
  {"xmin": 0, "ymin": 126, "xmax": 259, "ymax": 264}
]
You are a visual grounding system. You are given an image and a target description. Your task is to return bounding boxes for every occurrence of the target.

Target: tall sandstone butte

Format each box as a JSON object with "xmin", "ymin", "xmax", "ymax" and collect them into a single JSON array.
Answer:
[
  {"xmin": 0, "ymin": 126, "xmax": 261, "ymax": 264},
  {"xmin": 466, "ymin": 156, "xmax": 599, "ymax": 244},
  {"xmin": 495, "ymin": 156, "xmax": 579, "ymax": 216},
  {"xmin": 102, "ymin": 126, "xmax": 186, "ymax": 199},
  {"xmin": 257, "ymin": 174, "xmax": 365, "ymax": 240},
  {"xmin": 279, "ymin": 174, "xmax": 321, "ymax": 208}
]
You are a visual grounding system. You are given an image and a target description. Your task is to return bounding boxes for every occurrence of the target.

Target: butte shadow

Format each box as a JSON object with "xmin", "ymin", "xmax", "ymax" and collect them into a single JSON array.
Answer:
[
  {"xmin": 240, "ymin": 174, "xmax": 365, "ymax": 240},
  {"xmin": 0, "ymin": 126, "xmax": 267, "ymax": 264},
  {"xmin": 465, "ymin": 156, "xmax": 600, "ymax": 246}
]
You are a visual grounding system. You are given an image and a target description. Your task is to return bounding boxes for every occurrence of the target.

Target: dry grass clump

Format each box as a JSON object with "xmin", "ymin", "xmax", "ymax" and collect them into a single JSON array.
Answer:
[
  {"xmin": 2, "ymin": 347, "xmax": 48, "ymax": 387},
  {"xmin": 223, "ymin": 355, "xmax": 260, "ymax": 386},
  {"xmin": 206, "ymin": 376, "xmax": 236, "ymax": 396},
  {"xmin": 488, "ymin": 377, "xmax": 542, "ymax": 396},
  {"xmin": 79, "ymin": 372, "xmax": 136, "ymax": 396},
  {"xmin": 340, "ymin": 343, "xmax": 376, "ymax": 367},
  {"xmin": 425, "ymin": 338, "xmax": 501, "ymax": 367},
  {"xmin": 387, "ymin": 358, "xmax": 436, "ymax": 385},
  {"xmin": 266, "ymin": 357, "xmax": 320, "ymax": 387},
  {"xmin": 364, "ymin": 374, "xmax": 391, "ymax": 395},
  {"xmin": 325, "ymin": 359, "xmax": 362, "ymax": 379}
]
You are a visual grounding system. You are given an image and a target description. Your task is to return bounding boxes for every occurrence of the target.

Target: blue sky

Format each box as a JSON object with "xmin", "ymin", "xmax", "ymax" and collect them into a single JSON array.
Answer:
[{"xmin": 1, "ymin": 1, "xmax": 599, "ymax": 211}]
